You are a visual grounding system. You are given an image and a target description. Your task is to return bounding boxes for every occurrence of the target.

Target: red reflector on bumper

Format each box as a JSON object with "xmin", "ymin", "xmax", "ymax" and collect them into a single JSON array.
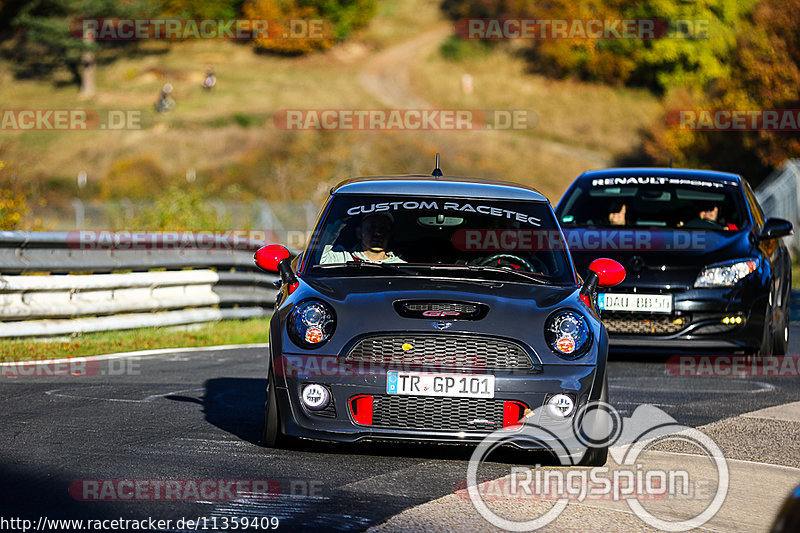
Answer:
[
  {"xmin": 349, "ymin": 395, "xmax": 373, "ymax": 426},
  {"xmin": 503, "ymin": 401, "xmax": 527, "ymax": 430}
]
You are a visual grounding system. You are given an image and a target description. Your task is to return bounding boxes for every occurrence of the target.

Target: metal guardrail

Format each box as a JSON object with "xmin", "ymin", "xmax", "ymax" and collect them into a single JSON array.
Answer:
[
  {"xmin": 0, "ymin": 231, "xmax": 278, "ymax": 337},
  {"xmin": 756, "ymin": 159, "xmax": 800, "ymax": 256}
]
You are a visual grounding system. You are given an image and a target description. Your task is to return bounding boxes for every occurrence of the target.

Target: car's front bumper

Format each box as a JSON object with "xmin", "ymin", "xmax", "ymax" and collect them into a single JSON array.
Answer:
[
  {"xmin": 601, "ymin": 287, "xmax": 768, "ymax": 351},
  {"xmin": 271, "ymin": 354, "xmax": 604, "ymax": 449}
]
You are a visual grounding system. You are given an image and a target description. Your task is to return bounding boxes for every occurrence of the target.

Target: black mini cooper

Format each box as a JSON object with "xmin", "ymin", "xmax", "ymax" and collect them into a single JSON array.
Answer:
[
  {"xmin": 255, "ymin": 169, "xmax": 624, "ymax": 464},
  {"xmin": 556, "ymin": 167, "xmax": 793, "ymax": 355}
]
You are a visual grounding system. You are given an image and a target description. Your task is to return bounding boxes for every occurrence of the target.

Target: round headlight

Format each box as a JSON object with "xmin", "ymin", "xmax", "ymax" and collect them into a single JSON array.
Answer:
[
  {"xmin": 288, "ymin": 300, "xmax": 336, "ymax": 348},
  {"xmin": 545, "ymin": 310, "xmax": 592, "ymax": 359}
]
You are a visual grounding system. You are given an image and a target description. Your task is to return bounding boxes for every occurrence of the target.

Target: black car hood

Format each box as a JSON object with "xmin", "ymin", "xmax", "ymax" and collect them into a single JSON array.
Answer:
[
  {"xmin": 303, "ymin": 275, "xmax": 572, "ymax": 306},
  {"xmin": 283, "ymin": 274, "xmax": 594, "ymax": 365},
  {"xmin": 563, "ymin": 228, "xmax": 754, "ymax": 288}
]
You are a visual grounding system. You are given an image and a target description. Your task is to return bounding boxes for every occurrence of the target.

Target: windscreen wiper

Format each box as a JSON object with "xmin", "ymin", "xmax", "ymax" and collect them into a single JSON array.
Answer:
[
  {"xmin": 421, "ymin": 264, "xmax": 549, "ymax": 284},
  {"xmin": 314, "ymin": 261, "xmax": 419, "ymax": 276}
]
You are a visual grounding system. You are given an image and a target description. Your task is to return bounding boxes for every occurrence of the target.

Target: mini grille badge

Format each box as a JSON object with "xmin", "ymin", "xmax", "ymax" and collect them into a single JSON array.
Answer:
[{"xmin": 430, "ymin": 321, "xmax": 453, "ymax": 330}]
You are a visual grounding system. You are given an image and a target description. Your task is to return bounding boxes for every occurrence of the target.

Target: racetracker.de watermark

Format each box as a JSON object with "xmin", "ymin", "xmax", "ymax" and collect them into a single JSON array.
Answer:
[
  {"xmin": 0, "ymin": 358, "xmax": 140, "ymax": 378},
  {"xmin": 0, "ymin": 109, "xmax": 142, "ymax": 131},
  {"xmin": 276, "ymin": 354, "xmax": 494, "ymax": 378},
  {"xmin": 451, "ymin": 229, "xmax": 713, "ymax": 252},
  {"xmin": 454, "ymin": 18, "xmax": 709, "ymax": 40},
  {"xmin": 667, "ymin": 109, "xmax": 800, "ymax": 131},
  {"xmin": 71, "ymin": 18, "xmax": 332, "ymax": 41},
  {"xmin": 69, "ymin": 479, "xmax": 280, "ymax": 501},
  {"xmin": 273, "ymin": 109, "xmax": 538, "ymax": 130},
  {"xmin": 667, "ymin": 355, "xmax": 800, "ymax": 377},
  {"xmin": 67, "ymin": 230, "xmax": 282, "ymax": 250},
  {"xmin": 69, "ymin": 478, "xmax": 322, "ymax": 501}
]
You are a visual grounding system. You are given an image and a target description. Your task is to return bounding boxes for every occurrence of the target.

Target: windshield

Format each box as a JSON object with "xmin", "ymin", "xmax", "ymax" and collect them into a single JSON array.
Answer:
[
  {"xmin": 557, "ymin": 176, "xmax": 748, "ymax": 231},
  {"xmin": 303, "ymin": 194, "xmax": 575, "ymax": 284}
]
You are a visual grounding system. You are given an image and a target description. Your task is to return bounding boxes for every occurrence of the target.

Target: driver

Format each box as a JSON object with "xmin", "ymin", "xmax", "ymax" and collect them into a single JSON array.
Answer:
[
  {"xmin": 683, "ymin": 201, "xmax": 724, "ymax": 229},
  {"xmin": 320, "ymin": 213, "xmax": 406, "ymax": 264}
]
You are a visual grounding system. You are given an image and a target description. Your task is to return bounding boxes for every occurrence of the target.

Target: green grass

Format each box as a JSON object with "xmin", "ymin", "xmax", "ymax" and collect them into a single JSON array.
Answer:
[
  {"xmin": 0, "ymin": 317, "xmax": 270, "ymax": 363},
  {"xmin": 793, "ymin": 258, "xmax": 800, "ymax": 289}
]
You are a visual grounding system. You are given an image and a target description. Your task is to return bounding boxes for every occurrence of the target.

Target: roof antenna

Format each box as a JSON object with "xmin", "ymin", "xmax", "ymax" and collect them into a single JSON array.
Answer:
[
  {"xmin": 669, "ymin": 157, "xmax": 673, "ymax": 168},
  {"xmin": 432, "ymin": 153, "xmax": 443, "ymax": 179}
]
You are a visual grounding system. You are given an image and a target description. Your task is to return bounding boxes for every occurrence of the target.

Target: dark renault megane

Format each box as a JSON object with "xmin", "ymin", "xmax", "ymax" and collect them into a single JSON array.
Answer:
[
  {"xmin": 555, "ymin": 168, "xmax": 793, "ymax": 355},
  {"xmin": 254, "ymin": 170, "xmax": 625, "ymax": 465}
]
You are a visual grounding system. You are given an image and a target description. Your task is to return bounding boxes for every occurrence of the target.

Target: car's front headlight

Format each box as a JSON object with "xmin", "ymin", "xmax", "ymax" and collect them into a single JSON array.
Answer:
[
  {"xmin": 288, "ymin": 300, "xmax": 336, "ymax": 348},
  {"xmin": 545, "ymin": 310, "xmax": 592, "ymax": 359},
  {"xmin": 694, "ymin": 259, "xmax": 759, "ymax": 288}
]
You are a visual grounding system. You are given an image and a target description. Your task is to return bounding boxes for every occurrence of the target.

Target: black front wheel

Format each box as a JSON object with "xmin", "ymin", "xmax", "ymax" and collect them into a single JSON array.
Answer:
[
  {"xmin": 577, "ymin": 372, "xmax": 609, "ymax": 467},
  {"xmin": 262, "ymin": 370, "xmax": 290, "ymax": 448},
  {"xmin": 751, "ymin": 307, "xmax": 774, "ymax": 359}
]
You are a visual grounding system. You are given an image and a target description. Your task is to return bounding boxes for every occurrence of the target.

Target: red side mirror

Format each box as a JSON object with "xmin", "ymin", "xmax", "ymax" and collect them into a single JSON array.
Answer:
[
  {"xmin": 254, "ymin": 245, "xmax": 291, "ymax": 273},
  {"xmin": 588, "ymin": 258, "xmax": 625, "ymax": 287}
]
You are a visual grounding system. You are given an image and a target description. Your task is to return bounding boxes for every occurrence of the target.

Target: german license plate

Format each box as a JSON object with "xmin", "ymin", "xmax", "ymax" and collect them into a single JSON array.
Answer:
[
  {"xmin": 386, "ymin": 371, "xmax": 495, "ymax": 399},
  {"xmin": 598, "ymin": 293, "xmax": 672, "ymax": 313}
]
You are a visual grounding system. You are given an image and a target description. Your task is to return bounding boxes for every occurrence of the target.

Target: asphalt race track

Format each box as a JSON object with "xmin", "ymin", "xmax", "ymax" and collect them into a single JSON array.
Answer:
[{"xmin": 2, "ymin": 328, "xmax": 800, "ymax": 532}]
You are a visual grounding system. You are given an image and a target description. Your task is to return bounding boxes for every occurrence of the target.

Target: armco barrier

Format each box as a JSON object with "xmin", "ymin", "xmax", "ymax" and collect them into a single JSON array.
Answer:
[{"xmin": 0, "ymin": 231, "xmax": 279, "ymax": 337}]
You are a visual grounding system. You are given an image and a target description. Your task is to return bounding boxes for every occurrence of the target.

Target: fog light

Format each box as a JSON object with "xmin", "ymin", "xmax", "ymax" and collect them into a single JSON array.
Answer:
[
  {"xmin": 722, "ymin": 315, "xmax": 744, "ymax": 325},
  {"xmin": 547, "ymin": 394, "xmax": 576, "ymax": 418},
  {"xmin": 301, "ymin": 384, "xmax": 330, "ymax": 411}
]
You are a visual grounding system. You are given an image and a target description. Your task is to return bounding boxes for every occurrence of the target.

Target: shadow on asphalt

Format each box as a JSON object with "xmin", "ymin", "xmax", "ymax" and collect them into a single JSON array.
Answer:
[
  {"xmin": 168, "ymin": 377, "xmax": 560, "ymax": 467},
  {"xmin": 166, "ymin": 377, "xmax": 267, "ymax": 446}
]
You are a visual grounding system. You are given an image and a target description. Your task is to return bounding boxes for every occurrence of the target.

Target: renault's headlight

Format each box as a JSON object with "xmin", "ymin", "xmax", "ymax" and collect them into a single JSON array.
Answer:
[
  {"xmin": 545, "ymin": 310, "xmax": 592, "ymax": 359},
  {"xmin": 288, "ymin": 300, "xmax": 336, "ymax": 348},
  {"xmin": 694, "ymin": 259, "xmax": 758, "ymax": 288}
]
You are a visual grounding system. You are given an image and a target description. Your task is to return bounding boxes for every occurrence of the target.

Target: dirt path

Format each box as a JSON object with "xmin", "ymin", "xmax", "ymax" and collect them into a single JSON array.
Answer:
[{"xmin": 358, "ymin": 24, "xmax": 612, "ymax": 167}]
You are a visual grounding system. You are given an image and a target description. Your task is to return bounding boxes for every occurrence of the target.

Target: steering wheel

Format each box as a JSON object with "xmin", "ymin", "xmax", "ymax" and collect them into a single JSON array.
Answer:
[{"xmin": 473, "ymin": 253, "xmax": 545, "ymax": 273}]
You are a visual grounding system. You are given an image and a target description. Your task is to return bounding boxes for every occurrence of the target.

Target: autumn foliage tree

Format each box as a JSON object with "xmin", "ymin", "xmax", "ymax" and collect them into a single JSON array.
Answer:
[
  {"xmin": 243, "ymin": 0, "xmax": 375, "ymax": 54},
  {"xmin": 645, "ymin": 0, "xmax": 800, "ymax": 182},
  {"xmin": 442, "ymin": 0, "xmax": 799, "ymax": 181}
]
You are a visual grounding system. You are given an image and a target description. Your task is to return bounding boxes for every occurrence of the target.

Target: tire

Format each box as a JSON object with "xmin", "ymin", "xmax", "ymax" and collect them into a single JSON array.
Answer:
[
  {"xmin": 773, "ymin": 298, "xmax": 790, "ymax": 356},
  {"xmin": 746, "ymin": 307, "xmax": 773, "ymax": 364},
  {"xmin": 262, "ymin": 370, "xmax": 290, "ymax": 448},
  {"xmin": 577, "ymin": 372, "xmax": 609, "ymax": 467},
  {"xmin": 756, "ymin": 307, "xmax": 774, "ymax": 358}
]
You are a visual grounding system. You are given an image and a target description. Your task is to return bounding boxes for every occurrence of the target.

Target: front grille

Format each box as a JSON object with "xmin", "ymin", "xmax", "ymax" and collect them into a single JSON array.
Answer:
[
  {"xmin": 602, "ymin": 314, "xmax": 689, "ymax": 335},
  {"xmin": 394, "ymin": 300, "xmax": 488, "ymax": 320},
  {"xmin": 370, "ymin": 395, "xmax": 506, "ymax": 431},
  {"xmin": 345, "ymin": 334, "xmax": 533, "ymax": 369},
  {"xmin": 404, "ymin": 302, "xmax": 478, "ymax": 313}
]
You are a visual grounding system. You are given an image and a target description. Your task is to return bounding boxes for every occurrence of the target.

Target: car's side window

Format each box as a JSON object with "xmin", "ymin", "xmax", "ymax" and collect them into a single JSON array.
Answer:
[{"xmin": 742, "ymin": 180, "xmax": 765, "ymax": 230}]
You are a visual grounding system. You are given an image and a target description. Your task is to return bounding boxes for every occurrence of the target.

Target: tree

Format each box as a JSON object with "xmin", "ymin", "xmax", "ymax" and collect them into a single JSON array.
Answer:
[
  {"xmin": 11, "ymin": 0, "xmax": 156, "ymax": 97},
  {"xmin": 644, "ymin": 0, "xmax": 800, "ymax": 183},
  {"xmin": 243, "ymin": 0, "xmax": 375, "ymax": 54}
]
